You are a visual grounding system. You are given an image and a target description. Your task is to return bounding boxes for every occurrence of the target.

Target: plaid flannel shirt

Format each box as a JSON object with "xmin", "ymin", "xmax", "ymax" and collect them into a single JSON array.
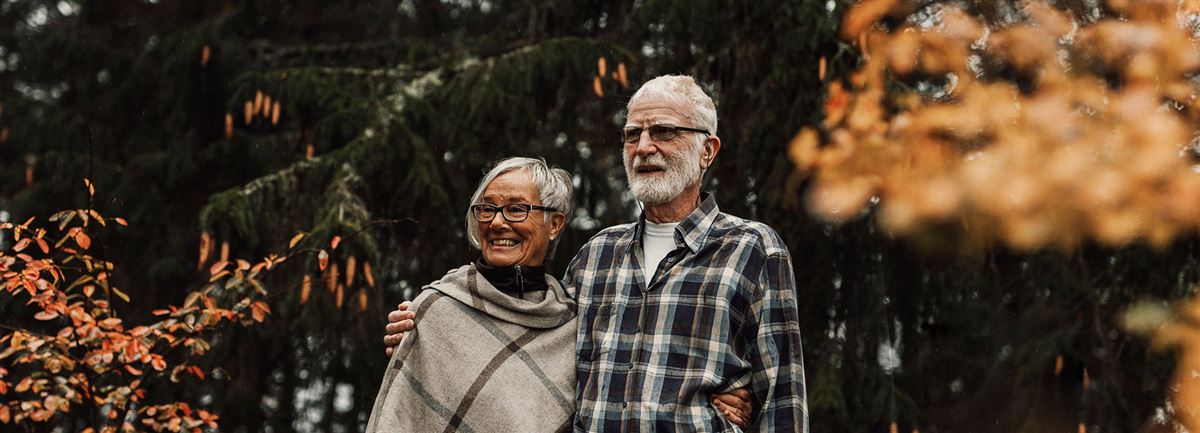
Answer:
[{"xmin": 565, "ymin": 193, "xmax": 807, "ymax": 433}]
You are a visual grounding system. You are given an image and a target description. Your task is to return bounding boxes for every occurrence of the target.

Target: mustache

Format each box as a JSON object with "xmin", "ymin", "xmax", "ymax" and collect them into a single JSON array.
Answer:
[{"xmin": 630, "ymin": 153, "xmax": 669, "ymax": 168}]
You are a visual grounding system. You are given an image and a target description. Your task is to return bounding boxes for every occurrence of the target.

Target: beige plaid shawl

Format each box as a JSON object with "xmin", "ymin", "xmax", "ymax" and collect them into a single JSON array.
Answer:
[{"xmin": 366, "ymin": 264, "xmax": 578, "ymax": 433}]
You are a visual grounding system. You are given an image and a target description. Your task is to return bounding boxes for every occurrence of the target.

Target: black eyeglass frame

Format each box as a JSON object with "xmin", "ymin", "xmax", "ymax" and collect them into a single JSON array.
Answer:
[
  {"xmin": 470, "ymin": 203, "xmax": 559, "ymax": 223},
  {"xmin": 621, "ymin": 123, "xmax": 711, "ymax": 144}
]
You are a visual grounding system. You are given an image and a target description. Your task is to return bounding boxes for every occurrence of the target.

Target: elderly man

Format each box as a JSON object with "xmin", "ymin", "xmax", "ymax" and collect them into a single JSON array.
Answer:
[{"xmin": 387, "ymin": 75, "xmax": 807, "ymax": 432}]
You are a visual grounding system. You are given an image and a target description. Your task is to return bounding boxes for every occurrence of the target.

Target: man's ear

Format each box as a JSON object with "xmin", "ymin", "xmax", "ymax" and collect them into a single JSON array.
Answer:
[
  {"xmin": 548, "ymin": 213, "xmax": 567, "ymax": 240},
  {"xmin": 700, "ymin": 136, "xmax": 722, "ymax": 170}
]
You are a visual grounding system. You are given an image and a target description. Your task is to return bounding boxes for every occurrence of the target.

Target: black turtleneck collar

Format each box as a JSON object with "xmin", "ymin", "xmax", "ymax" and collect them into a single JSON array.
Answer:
[{"xmin": 474, "ymin": 257, "xmax": 548, "ymax": 298}]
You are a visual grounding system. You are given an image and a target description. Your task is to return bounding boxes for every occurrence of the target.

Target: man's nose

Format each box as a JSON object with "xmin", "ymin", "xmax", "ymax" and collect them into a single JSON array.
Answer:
[{"xmin": 633, "ymin": 131, "xmax": 659, "ymax": 156}]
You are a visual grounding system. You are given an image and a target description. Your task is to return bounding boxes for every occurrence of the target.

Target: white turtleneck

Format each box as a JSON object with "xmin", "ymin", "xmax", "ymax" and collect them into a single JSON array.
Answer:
[{"xmin": 642, "ymin": 220, "xmax": 679, "ymax": 284}]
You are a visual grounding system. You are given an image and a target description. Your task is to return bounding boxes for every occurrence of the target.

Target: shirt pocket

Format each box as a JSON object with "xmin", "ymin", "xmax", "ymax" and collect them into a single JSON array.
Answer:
[{"xmin": 582, "ymin": 303, "xmax": 617, "ymax": 361}]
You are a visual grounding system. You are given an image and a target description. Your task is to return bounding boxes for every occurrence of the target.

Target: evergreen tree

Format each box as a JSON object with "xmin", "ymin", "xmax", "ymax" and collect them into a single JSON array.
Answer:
[{"xmin": 1, "ymin": 1, "xmax": 1187, "ymax": 432}]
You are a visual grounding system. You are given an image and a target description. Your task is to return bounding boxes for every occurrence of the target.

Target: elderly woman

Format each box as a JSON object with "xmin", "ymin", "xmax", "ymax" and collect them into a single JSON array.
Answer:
[{"xmin": 366, "ymin": 157, "xmax": 577, "ymax": 432}]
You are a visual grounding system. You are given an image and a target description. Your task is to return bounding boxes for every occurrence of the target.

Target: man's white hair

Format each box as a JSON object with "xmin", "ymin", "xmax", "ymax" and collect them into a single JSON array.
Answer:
[
  {"xmin": 465, "ymin": 157, "xmax": 573, "ymax": 253},
  {"xmin": 627, "ymin": 74, "xmax": 718, "ymax": 137}
]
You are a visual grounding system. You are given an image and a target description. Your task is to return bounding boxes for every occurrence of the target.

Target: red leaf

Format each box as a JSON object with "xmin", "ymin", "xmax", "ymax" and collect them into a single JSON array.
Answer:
[{"xmin": 317, "ymin": 250, "xmax": 329, "ymax": 271}]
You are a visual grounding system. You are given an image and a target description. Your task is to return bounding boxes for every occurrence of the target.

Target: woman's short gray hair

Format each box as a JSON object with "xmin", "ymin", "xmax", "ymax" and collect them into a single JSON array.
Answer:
[
  {"xmin": 465, "ymin": 157, "xmax": 574, "ymax": 253},
  {"xmin": 627, "ymin": 74, "xmax": 718, "ymax": 139}
]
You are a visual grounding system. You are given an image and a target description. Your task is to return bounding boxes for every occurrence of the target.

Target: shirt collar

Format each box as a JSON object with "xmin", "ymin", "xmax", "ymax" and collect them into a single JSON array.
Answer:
[
  {"xmin": 631, "ymin": 192, "xmax": 720, "ymax": 254},
  {"xmin": 674, "ymin": 192, "xmax": 720, "ymax": 253}
]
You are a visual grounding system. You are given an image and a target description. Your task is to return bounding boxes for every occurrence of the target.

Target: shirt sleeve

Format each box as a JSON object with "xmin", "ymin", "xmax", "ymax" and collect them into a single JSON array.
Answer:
[{"xmin": 747, "ymin": 252, "xmax": 808, "ymax": 433}]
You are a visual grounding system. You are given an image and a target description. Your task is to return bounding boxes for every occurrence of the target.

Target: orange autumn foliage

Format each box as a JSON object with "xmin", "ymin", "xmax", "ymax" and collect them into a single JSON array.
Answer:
[
  {"xmin": 818, "ymin": 1, "xmax": 1200, "ymax": 431},
  {"xmin": 800, "ymin": 0, "xmax": 1200, "ymax": 252},
  {"xmin": 0, "ymin": 197, "xmax": 281, "ymax": 430}
]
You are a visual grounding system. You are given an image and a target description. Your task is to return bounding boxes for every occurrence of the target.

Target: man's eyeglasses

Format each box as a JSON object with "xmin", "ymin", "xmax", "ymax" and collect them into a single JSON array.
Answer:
[
  {"xmin": 471, "ymin": 203, "xmax": 558, "ymax": 223},
  {"xmin": 622, "ymin": 124, "xmax": 711, "ymax": 144}
]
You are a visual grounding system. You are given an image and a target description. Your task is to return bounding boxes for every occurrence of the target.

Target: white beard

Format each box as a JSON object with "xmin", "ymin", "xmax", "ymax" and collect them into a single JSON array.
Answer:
[{"xmin": 624, "ymin": 143, "xmax": 703, "ymax": 204}]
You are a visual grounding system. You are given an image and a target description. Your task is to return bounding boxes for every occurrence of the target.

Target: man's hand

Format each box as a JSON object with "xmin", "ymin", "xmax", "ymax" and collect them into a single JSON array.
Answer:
[
  {"xmin": 711, "ymin": 388, "xmax": 753, "ymax": 429},
  {"xmin": 384, "ymin": 301, "xmax": 415, "ymax": 357}
]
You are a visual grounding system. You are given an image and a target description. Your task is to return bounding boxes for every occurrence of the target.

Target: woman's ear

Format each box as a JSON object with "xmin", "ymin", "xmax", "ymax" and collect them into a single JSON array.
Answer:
[{"xmin": 549, "ymin": 213, "xmax": 567, "ymax": 240}]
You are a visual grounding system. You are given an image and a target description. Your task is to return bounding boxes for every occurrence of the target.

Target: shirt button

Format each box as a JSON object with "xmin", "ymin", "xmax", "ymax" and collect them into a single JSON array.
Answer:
[{"xmin": 621, "ymin": 402, "xmax": 628, "ymax": 409}]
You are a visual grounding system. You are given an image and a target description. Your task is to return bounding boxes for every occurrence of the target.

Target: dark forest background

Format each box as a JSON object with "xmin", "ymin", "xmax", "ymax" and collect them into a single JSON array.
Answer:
[{"xmin": 0, "ymin": 1, "xmax": 1188, "ymax": 432}]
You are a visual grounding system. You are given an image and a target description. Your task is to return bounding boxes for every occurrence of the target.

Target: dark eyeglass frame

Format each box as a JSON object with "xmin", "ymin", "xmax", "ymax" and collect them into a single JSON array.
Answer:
[
  {"xmin": 621, "ymin": 123, "xmax": 711, "ymax": 144},
  {"xmin": 471, "ymin": 203, "xmax": 559, "ymax": 223}
]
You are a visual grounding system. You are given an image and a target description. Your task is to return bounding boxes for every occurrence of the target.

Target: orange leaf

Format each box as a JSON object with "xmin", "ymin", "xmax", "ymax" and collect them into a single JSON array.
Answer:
[
  {"xmin": 300, "ymin": 274, "xmax": 312, "ymax": 305},
  {"xmin": 317, "ymin": 250, "xmax": 329, "ymax": 271},
  {"xmin": 592, "ymin": 76, "xmax": 604, "ymax": 98},
  {"xmin": 74, "ymin": 232, "xmax": 91, "ymax": 250},
  {"xmin": 356, "ymin": 288, "xmax": 368, "ymax": 312},
  {"xmin": 288, "ymin": 233, "xmax": 305, "ymax": 249},
  {"xmin": 152, "ymin": 309, "xmax": 171, "ymax": 316},
  {"xmin": 12, "ymin": 238, "xmax": 30, "ymax": 252},
  {"xmin": 152, "ymin": 357, "xmax": 166, "ymax": 371},
  {"xmin": 84, "ymin": 178, "xmax": 94, "ymax": 196},
  {"xmin": 34, "ymin": 311, "xmax": 58, "ymax": 321},
  {"xmin": 330, "ymin": 236, "xmax": 342, "ymax": 251},
  {"xmin": 112, "ymin": 287, "xmax": 130, "ymax": 303},
  {"xmin": 363, "ymin": 261, "xmax": 375, "ymax": 288},
  {"xmin": 113, "ymin": 217, "xmax": 128, "ymax": 227},
  {"xmin": 200, "ymin": 45, "xmax": 211, "ymax": 67},
  {"xmin": 125, "ymin": 365, "xmax": 143, "ymax": 376},
  {"xmin": 197, "ymin": 232, "xmax": 212, "ymax": 270},
  {"xmin": 209, "ymin": 260, "xmax": 228, "ymax": 276},
  {"xmin": 87, "ymin": 209, "xmax": 104, "ymax": 226},
  {"xmin": 34, "ymin": 238, "xmax": 49, "ymax": 254}
]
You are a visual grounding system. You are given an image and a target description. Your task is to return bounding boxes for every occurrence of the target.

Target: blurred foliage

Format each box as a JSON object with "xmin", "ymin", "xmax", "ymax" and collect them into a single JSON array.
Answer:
[
  {"xmin": 0, "ymin": 0, "xmax": 1195, "ymax": 432},
  {"xmin": 799, "ymin": 0, "xmax": 1200, "ymax": 253},
  {"xmin": 800, "ymin": 1, "xmax": 1200, "ymax": 432}
]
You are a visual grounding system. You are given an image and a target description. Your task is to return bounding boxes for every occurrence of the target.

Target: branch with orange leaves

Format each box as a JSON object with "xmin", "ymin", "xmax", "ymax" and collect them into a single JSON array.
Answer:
[{"xmin": 0, "ymin": 201, "xmax": 279, "ymax": 431}]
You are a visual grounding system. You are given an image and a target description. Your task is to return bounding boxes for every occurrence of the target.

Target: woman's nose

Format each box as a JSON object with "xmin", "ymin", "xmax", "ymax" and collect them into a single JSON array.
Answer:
[{"xmin": 488, "ymin": 216, "xmax": 513, "ymax": 231}]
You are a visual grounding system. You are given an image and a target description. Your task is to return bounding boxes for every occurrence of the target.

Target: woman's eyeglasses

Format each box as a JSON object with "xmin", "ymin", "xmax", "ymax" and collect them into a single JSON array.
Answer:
[{"xmin": 471, "ymin": 203, "xmax": 558, "ymax": 223}]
